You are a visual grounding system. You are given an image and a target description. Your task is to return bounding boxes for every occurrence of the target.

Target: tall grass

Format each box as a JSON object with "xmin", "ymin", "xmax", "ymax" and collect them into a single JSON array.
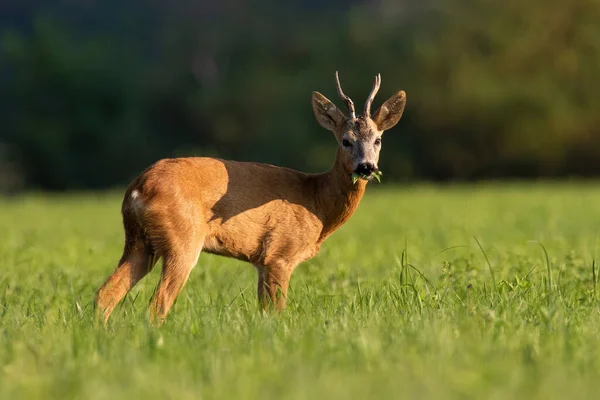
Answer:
[{"xmin": 1, "ymin": 183, "xmax": 600, "ymax": 399}]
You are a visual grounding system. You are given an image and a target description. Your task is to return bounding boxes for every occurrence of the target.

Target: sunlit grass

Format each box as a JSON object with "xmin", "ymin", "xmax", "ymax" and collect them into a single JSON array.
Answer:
[{"xmin": 2, "ymin": 183, "xmax": 600, "ymax": 399}]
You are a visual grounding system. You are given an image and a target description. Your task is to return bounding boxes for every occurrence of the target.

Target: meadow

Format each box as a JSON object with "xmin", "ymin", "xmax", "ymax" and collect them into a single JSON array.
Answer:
[{"xmin": 2, "ymin": 183, "xmax": 600, "ymax": 399}]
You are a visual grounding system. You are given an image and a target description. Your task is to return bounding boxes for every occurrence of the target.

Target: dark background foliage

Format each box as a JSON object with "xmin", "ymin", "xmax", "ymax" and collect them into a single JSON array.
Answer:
[{"xmin": 1, "ymin": 0, "xmax": 600, "ymax": 190}]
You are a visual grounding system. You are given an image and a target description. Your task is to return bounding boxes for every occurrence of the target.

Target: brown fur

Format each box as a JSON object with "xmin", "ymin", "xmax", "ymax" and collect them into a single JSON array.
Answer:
[{"xmin": 94, "ymin": 73, "xmax": 406, "ymax": 325}]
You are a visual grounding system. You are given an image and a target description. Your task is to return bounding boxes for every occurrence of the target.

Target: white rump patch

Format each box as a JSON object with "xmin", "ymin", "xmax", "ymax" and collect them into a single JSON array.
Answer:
[{"xmin": 130, "ymin": 189, "xmax": 144, "ymax": 217}]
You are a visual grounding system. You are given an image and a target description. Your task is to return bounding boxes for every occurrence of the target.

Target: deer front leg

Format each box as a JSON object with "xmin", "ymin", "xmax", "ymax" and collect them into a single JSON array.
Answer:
[{"xmin": 256, "ymin": 262, "xmax": 293, "ymax": 312}]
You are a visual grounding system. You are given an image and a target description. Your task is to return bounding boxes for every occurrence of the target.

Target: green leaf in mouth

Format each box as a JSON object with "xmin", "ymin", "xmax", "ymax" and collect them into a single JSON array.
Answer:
[
  {"xmin": 351, "ymin": 170, "xmax": 383, "ymax": 184},
  {"xmin": 373, "ymin": 170, "xmax": 383, "ymax": 183}
]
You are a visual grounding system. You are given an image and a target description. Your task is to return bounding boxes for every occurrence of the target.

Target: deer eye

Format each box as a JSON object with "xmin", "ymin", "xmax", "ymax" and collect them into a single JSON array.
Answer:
[
  {"xmin": 374, "ymin": 137, "xmax": 382, "ymax": 146},
  {"xmin": 342, "ymin": 139, "xmax": 352, "ymax": 147}
]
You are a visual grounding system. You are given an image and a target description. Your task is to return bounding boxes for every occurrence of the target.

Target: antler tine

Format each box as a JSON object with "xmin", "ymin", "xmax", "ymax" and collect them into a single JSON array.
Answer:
[
  {"xmin": 364, "ymin": 73, "xmax": 381, "ymax": 117},
  {"xmin": 335, "ymin": 71, "xmax": 356, "ymax": 120}
]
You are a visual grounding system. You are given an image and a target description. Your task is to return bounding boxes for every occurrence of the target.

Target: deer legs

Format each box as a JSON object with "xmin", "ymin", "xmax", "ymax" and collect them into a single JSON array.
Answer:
[
  {"xmin": 95, "ymin": 242, "xmax": 158, "ymax": 325},
  {"xmin": 256, "ymin": 263, "xmax": 294, "ymax": 311},
  {"xmin": 149, "ymin": 241, "xmax": 203, "ymax": 325}
]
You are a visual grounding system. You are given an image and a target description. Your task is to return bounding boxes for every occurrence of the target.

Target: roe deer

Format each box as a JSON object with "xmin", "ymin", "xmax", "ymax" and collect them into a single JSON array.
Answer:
[{"xmin": 94, "ymin": 72, "xmax": 406, "ymax": 325}]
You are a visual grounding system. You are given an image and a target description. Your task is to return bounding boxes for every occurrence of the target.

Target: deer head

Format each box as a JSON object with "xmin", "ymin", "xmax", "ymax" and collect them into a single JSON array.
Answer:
[{"xmin": 311, "ymin": 72, "xmax": 406, "ymax": 181}]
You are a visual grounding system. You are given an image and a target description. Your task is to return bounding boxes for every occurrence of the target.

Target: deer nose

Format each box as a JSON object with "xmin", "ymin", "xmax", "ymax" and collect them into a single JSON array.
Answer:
[{"xmin": 355, "ymin": 162, "xmax": 377, "ymax": 176}]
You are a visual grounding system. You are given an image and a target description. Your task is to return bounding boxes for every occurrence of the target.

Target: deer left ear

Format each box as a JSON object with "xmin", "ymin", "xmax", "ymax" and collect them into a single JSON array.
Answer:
[{"xmin": 372, "ymin": 91, "xmax": 406, "ymax": 131}]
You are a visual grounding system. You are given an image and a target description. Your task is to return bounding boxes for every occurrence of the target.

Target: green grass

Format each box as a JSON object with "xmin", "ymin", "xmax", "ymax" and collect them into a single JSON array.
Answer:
[{"xmin": 2, "ymin": 183, "xmax": 600, "ymax": 399}]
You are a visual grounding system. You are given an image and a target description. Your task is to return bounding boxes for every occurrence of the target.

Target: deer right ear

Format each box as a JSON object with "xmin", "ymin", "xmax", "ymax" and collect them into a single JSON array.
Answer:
[{"xmin": 312, "ymin": 91, "xmax": 346, "ymax": 132}]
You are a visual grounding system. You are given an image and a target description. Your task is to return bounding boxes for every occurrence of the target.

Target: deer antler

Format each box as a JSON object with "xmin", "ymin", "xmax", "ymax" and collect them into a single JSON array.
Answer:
[
  {"xmin": 363, "ymin": 73, "xmax": 381, "ymax": 117},
  {"xmin": 335, "ymin": 71, "xmax": 356, "ymax": 120}
]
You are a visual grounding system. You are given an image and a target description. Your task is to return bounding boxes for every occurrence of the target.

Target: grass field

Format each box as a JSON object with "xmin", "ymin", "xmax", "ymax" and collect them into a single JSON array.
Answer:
[{"xmin": 2, "ymin": 183, "xmax": 600, "ymax": 399}]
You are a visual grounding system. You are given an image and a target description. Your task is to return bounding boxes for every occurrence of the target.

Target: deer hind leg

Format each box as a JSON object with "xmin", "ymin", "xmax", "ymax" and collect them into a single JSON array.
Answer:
[
  {"xmin": 257, "ymin": 262, "xmax": 294, "ymax": 311},
  {"xmin": 95, "ymin": 241, "xmax": 158, "ymax": 325},
  {"xmin": 148, "ymin": 239, "xmax": 204, "ymax": 325}
]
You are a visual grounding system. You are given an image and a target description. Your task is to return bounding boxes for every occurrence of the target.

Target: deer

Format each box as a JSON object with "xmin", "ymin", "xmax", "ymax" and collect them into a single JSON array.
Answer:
[{"xmin": 94, "ymin": 72, "xmax": 407, "ymax": 325}]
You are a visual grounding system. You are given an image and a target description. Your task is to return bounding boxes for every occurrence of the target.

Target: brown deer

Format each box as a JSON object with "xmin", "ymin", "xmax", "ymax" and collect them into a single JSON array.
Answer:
[{"xmin": 94, "ymin": 72, "xmax": 406, "ymax": 325}]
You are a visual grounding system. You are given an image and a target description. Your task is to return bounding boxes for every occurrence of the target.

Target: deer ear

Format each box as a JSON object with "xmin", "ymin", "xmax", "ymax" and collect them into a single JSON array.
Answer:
[
  {"xmin": 372, "ymin": 91, "xmax": 406, "ymax": 131},
  {"xmin": 312, "ymin": 91, "xmax": 346, "ymax": 131}
]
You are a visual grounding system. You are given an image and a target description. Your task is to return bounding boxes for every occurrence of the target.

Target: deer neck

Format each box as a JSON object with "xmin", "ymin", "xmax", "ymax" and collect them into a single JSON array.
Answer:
[{"xmin": 314, "ymin": 148, "xmax": 368, "ymax": 242}]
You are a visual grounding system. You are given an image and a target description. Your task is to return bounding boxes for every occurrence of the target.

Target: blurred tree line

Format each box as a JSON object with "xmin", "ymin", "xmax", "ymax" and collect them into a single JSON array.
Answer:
[{"xmin": 1, "ymin": 0, "xmax": 600, "ymax": 191}]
